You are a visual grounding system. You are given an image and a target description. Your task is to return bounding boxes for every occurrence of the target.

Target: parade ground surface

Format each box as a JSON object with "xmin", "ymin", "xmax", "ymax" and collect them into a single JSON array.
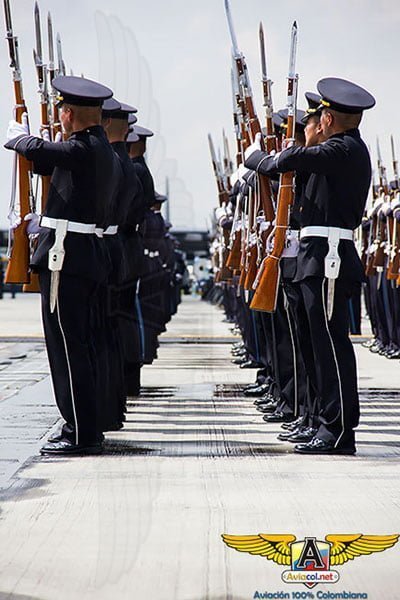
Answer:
[{"xmin": 0, "ymin": 294, "xmax": 399, "ymax": 600}]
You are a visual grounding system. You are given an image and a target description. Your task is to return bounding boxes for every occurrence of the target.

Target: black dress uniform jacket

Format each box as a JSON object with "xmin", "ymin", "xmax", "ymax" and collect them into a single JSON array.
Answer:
[
  {"xmin": 245, "ymin": 128, "xmax": 371, "ymax": 282},
  {"xmin": 6, "ymin": 126, "xmax": 118, "ymax": 282},
  {"xmin": 131, "ymin": 155, "xmax": 155, "ymax": 210}
]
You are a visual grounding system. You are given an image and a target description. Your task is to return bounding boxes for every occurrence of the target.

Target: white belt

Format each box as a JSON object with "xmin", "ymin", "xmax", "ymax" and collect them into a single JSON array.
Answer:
[
  {"xmin": 40, "ymin": 216, "xmax": 97, "ymax": 235},
  {"xmin": 300, "ymin": 226, "xmax": 353, "ymax": 241},
  {"xmin": 103, "ymin": 225, "xmax": 118, "ymax": 236},
  {"xmin": 300, "ymin": 226, "xmax": 353, "ymax": 321}
]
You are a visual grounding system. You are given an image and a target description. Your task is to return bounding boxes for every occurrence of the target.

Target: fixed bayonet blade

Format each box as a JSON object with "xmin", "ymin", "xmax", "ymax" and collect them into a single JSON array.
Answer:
[
  {"xmin": 376, "ymin": 136, "xmax": 382, "ymax": 164},
  {"xmin": 3, "ymin": 0, "xmax": 12, "ymax": 33},
  {"xmin": 259, "ymin": 22, "xmax": 267, "ymax": 80},
  {"xmin": 34, "ymin": 2, "xmax": 43, "ymax": 64},
  {"xmin": 224, "ymin": 0, "xmax": 240, "ymax": 58},
  {"xmin": 391, "ymin": 134, "xmax": 396, "ymax": 164},
  {"xmin": 3, "ymin": 0, "xmax": 17, "ymax": 70},
  {"xmin": 47, "ymin": 12, "xmax": 54, "ymax": 71},
  {"xmin": 208, "ymin": 133, "xmax": 218, "ymax": 167},
  {"xmin": 288, "ymin": 21, "xmax": 298, "ymax": 78},
  {"xmin": 56, "ymin": 32, "xmax": 65, "ymax": 75}
]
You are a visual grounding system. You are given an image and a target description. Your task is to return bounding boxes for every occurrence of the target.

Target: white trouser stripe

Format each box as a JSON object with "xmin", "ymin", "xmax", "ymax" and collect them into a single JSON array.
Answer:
[
  {"xmin": 283, "ymin": 288, "xmax": 298, "ymax": 416},
  {"xmin": 56, "ymin": 291, "xmax": 79, "ymax": 445},
  {"xmin": 321, "ymin": 278, "xmax": 345, "ymax": 447}
]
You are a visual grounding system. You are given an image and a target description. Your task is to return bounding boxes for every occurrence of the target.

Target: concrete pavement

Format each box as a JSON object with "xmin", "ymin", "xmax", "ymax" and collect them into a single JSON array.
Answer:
[{"xmin": 0, "ymin": 295, "xmax": 399, "ymax": 599}]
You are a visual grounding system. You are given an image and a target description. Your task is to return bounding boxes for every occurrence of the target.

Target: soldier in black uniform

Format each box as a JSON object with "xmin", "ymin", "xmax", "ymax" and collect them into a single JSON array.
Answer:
[
  {"xmin": 245, "ymin": 77, "xmax": 375, "ymax": 454},
  {"xmin": 101, "ymin": 99, "xmax": 145, "ymax": 424},
  {"xmin": 5, "ymin": 76, "xmax": 119, "ymax": 455}
]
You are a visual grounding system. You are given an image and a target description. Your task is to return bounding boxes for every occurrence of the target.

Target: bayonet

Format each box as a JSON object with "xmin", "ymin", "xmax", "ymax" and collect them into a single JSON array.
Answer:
[
  {"xmin": 47, "ymin": 12, "xmax": 55, "ymax": 78},
  {"xmin": 34, "ymin": 2, "xmax": 42, "ymax": 64},
  {"xmin": 286, "ymin": 21, "xmax": 298, "ymax": 132},
  {"xmin": 376, "ymin": 137, "xmax": 388, "ymax": 192},
  {"xmin": 56, "ymin": 32, "xmax": 66, "ymax": 75},
  {"xmin": 259, "ymin": 22, "xmax": 267, "ymax": 80},
  {"xmin": 391, "ymin": 135, "xmax": 399, "ymax": 188},
  {"xmin": 3, "ymin": 0, "xmax": 20, "ymax": 76},
  {"xmin": 224, "ymin": 0, "xmax": 240, "ymax": 58},
  {"xmin": 33, "ymin": 2, "xmax": 46, "ymax": 93}
]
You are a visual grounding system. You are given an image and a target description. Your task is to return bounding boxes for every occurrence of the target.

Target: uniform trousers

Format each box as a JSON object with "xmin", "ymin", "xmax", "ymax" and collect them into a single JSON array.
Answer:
[
  {"xmin": 295, "ymin": 276, "xmax": 360, "ymax": 447},
  {"xmin": 39, "ymin": 269, "xmax": 100, "ymax": 445}
]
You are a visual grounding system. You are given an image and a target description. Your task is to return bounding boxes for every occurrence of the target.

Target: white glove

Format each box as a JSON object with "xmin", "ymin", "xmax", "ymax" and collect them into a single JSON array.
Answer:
[
  {"xmin": 238, "ymin": 163, "xmax": 250, "ymax": 182},
  {"xmin": 24, "ymin": 212, "xmax": 42, "ymax": 235},
  {"xmin": 282, "ymin": 137, "xmax": 295, "ymax": 150},
  {"xmin": 9, "ymin": 215, "xmax": 22, "ymax": 230},
  {"xmin": 54, "ymin": 131, "xmax": 63, "ymax": 143},
  {"xmin": 230, "ymin": 170, "xmax": 239, "ymax": 187},
  {"xmin": 215, "ymin": 207, "xmax": 226, "ymax": 221},
  {"xmin": 7, "ymin": 112, "xmax": 29, "ymax": 141},
  {"xmin": 40, "ymin": 128, "xmax": 51, "ymax": 142},
  {"xmin": 244, "ymin": 132, "xmax": 262, "ymax": 161}
]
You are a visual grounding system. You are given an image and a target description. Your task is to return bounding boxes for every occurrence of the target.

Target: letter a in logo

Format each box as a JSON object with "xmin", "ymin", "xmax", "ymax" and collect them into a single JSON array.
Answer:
[{"xmin": 297, "ymin": 537, "xmax": 325, "ymax": 569}]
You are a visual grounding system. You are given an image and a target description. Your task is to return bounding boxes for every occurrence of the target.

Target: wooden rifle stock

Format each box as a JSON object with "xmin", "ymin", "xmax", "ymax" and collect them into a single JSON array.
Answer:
[
  {"xmin": 244, "ymin": 243, "xmax": 258, "ymax": 289},
  {"xmin": 388, "ymin": 221, "xmax": 400, "ymax": 280},
  {"xmin": 250, "ymin": 170, "xmax": 294, "ymax": 312},
  {"xmin": 226, "ymin": 230, "xmax": 241, "ymax": 270},
  {"xmin": 5, "ymin": 86, "xmax": 31, "ymax": 285},
  {"xmin": 372, "ymin": 219, "xmax": 386, "ymax": 269}
]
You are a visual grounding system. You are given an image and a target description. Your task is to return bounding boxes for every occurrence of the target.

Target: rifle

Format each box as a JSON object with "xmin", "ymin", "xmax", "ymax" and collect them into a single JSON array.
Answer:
[
  {"xmin": 388, "ymin": 136, "xmax": 400, "ymax": 281},
  {"xmin": 250, "ymin": 22, "xmax": 298, "ymax": 312},
  {"xmin": 48, "ymin": 13, "xmax": 62, "ymax": 139},
  {"xmin": 3, "ymin": 0, "xmax": 34, "ymax": 284},
  {"xmin": 208, "ymin": 133, "xmax": 230, "ymax": 207},
  {"xmin": 255, "ymin": 22, "xmax": 276, "ymax": 255},
  {"xmin": 24, "ymin": 1, "xmax": 49, "ymax": 293},
  {"xmin": 243, "ymin": 23, "xmax": 277, "ymax": 292},
  {"xmin": 224, "ymin": 1, "xmax": 273, "ymax": 292},
  {"xmin": 208, "ymin": 133, "xmax": 232, "ymax": 281},
  {"xmin": 372, "ymin": 139, "xmax": 389, "ymax": 278}
]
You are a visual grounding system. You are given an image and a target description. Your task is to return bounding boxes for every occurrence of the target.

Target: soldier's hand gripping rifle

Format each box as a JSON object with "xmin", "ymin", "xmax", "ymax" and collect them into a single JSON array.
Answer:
[
  {"xmin": 3, "ymin": 0, "xmax": 34, "ymax": 284},
  {"xmin": 250, "ymin": 22, "xmax": 298, "ymax": 312}
]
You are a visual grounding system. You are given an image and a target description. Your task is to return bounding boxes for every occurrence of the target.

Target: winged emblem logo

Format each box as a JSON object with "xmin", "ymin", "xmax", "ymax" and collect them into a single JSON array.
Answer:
[{"xmin": 222, "ymin": 533, "xmax": 399, "ymax": 589}]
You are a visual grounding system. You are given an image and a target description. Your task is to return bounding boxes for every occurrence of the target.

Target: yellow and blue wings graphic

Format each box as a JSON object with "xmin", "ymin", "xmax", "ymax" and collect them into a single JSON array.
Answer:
[{"xmin": 325, "ymin": 534, "xmax": 400, "ymax": 565}]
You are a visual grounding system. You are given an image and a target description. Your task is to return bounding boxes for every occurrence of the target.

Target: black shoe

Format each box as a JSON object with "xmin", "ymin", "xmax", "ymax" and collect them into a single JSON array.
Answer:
[
  {"xmin": 294, "ymin": 437, "xmax": 356, "ymax": 455},
  {"xmin": 254, "ymin": 393, "xmax": 275, "ymax": 405},
  {"xmin": 48, "ymin": 432, "xmax": 105, "ymax": 444},
  {"xmin": 239, "ymin": 360, "xmax": 261, "ymax": 369},
  {"xmin": 277, "ymin": 426, "xmax": 303, "ymax": 441},
  {"xmin": 263, "ymin": 411, "xmax": 295, "ymax": 423},
  {"xmin": 370, "ymin": 340, "xmax": 384, "ymax": 354},
  {"xmin": 281, "ymin": 416, "xmax": 305, "ymax": 431},
  {"xmin": 40, "ymin": 440, "xmax": 103, "ymax": 456},
  {"xmin": 245, "ymin": 382, "xmax": 262, "ymax": 391},
  {"xmin": 231, "ymin": 356, "xmax": 248, "ymax": 365},
  {"xmin": 286, "ymin": 427, "xmax": 318, "ymax": 443},
  {"xmin": 257, "ymin": 401, "xmax": 278, "ymax": 414},
  {"xmin": 244, "ymin": 384, "xmax": 269, "ymax": 397},
  {"xmin": 231, "ymin": 348, "xmax": 247, "ymax": 357}
]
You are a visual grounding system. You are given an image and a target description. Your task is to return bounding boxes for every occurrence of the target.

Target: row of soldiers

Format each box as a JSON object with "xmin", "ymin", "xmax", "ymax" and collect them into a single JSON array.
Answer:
[
  {"xmin": 208, "ymin": 4, "xmax": 378, "ymax": 455},
  {"xmin": 210, "ymin": 79, "xmax": 376, "ymax": 456},
  {"xmin": 5, "ymin": 75, "xmax": 186, "ymax": 455},
  {"xmin": 362, "ymin": 161, "xmax": 400, "ymax": 359}
]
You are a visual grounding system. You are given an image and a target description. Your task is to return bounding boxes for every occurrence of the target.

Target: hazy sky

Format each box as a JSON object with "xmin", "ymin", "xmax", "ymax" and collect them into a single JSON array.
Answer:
[{"xmin": 1, "ymin": 0, "xmax": 399, "ymax": 230}]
